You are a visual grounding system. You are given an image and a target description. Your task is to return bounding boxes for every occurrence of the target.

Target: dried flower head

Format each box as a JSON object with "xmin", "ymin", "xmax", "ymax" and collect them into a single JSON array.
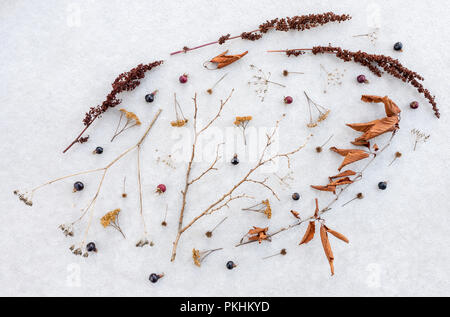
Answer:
[
  {"xmin": 263, "ymin": 248, "xmax": 287, "ymax": 260},
  {"xmin": 59, "ymin": 224, "xmax": 74, "ymax": 237},
  {"xmin": 304, "ymin": 92, "xmax": 331, "ymax": 128},
  {"xmin": 205, "ymin": 217, "xmax": 228, "ymax": 238},
  {"xmin": 282, "ymin": 69, "xmax": 304, "ymax": 76},
  {"xmin": 100, "ymin": 208, "xmax": 125, "ymax": 239},
  {"xmin": 110, "ymin": 109, "xmax": 142, "ymax": 142},
  {"xmin": 320, "ymin": 64, "xmax": 345, "ymax": 93},
  {"xmin": 248, "ymin": 65, "xmax": 285, "ymax": 102},
  {"xmin": 206, "ymin": 73, "xmax": 228, "ymax": 95},
  {"xmin": 353, "ymin": 29, "xmax": 379, "ymax": 44},
  {"xmin": 342, "ymin": 192, "xmax": 364, "ymax": 207},
  {"xmin": 192, "ymin": 248, "xmax": 223, "ymax": 267},
  {"xmin": 234, "ymin": 116, "xmax": 252, "ymax": 145},
  {"xmin": 242, "ymin": 199, "xmax": 272, "ymax": 219},
  {"xmin": 13, "ymin": 190, "xmax": 33, "ymax": 206},
  {"xmin": 389, "ymin": 151, "xmax": 402, "ymax": 166},
  {"xmin": 170, "ymin": 93, "xmax": 188, "ymax": 127},
  {"xmin": 411, "ymin": 129, "xmax": 430, "ymax": 151}
]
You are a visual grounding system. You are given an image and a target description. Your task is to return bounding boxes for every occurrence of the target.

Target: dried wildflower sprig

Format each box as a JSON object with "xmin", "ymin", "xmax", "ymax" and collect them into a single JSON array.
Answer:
[
  {"xmin": 388, "ymin": 152, "xmax": 402, "ymax": 166},
  {"xmin": 304, "ymin": 92, "xmax": 330, "ymax": 128},
  {"xmin": 411, "ymin": 129, "xmax": 430, "ymax": 151},
  {"xmin": 16, "ymin": 110, "xmax": 162, "ymax": 254},
  {"xmin": 283, "ymin": 70, "xmax": 304, "ymax": 76},
  {"xmin": 352, "ymin": 29, "xmax": 379, "ymax": 44},
  {"xmin": 111, "ymin": 109, "xmax": 142, "ymax": 142},
  {"xmin": 316, "ymin": 135, "xmax": 334, "ymax": 153},
  {"xmin": 262, "ymin": 248, "xmax": 287, "ymax": 260},
  {"xmin": 341, "ymin": 192, "xmax": 364, "ymax": 207},
  {"xmin": 320, "ymin": 64, "xmax": 345, "ymax": 93},
  {"xmin": 248, "ymin": 65, "xmax": 285, "ymax": 102},
  {"xmin": 205, "ymin": 216, "xmax": 228, "ymax": 238},
  {"xmin": 171, "ymin": 113, "xmax": 311, "ymax": 261},
  {"xmin": 170, "ymin": 12, "xmax": 351, "ymax": 55},
  {"xmin": 274, "ymin": 171, "xmax": 294, "ymax": 189},
  {"xmin": 234, "ymin": 116, "xmax": 252, "ymax": 145},
  {"xmin": 161, "ymin": 205, "xmax": 168, "ymax": 227},
  {"xmin": 63, "ymin": 61, "xmax": 163, "ymax": 153},
  {"xmin": 170, "ymin": 93, "xmax": 188, "ymax": 127},
  {"xmin": 242, "ymin": 199, "xmax": 272, "ymax": 219},
  {"xmin": 101, "ymin": 208, "xmax": 126, "ymax": 239},
  {"xmin": 207, "ymin": 73, "xmax": 228, "ymax": 95},
  {"xmin": 121, "ymin": 177, "xmax": 127, "ymax": 198},
  {"xmin": 192, "ymin": 248, "xmax": 223, "ymax": 267},
  {"xmin": 268, "ymin": 46, "xmax": 439, "ymax": 118}
]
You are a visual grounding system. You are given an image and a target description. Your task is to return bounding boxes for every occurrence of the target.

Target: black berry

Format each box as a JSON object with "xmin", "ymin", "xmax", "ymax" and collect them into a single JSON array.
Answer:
[
  {"xmin": 410, "ymin": 101, "xmax": 419, "ymax": 109},
  {"xmin": 94, "ymin": 146, "xmax": 103, "ymax": 154},
  {"xmin": 292, "ymin": 192, "xmax": 300, "ymax": 201},
  {"xmin": 378, "ymin": 181, "xmax": 387, "ymax": 190},
  {"xmin": 149, "ymin": 273, "xmax": 161, "ymax": 283},
  {"xmin": 145, "ymin": 93, "xmax": 154, "ymax": 103},
  {"xmin": 394, "ymin": 42, "xmax": 403, "ymax": 51},
  {"xmin": 86, "ymin": 242, "xmax": 97, "ymax": 252},
  {"xmin": 226, "ymin": 261, "xmax": 236, "ymax": 270},
  {"xmin": 231, "ymin": 154, "xmax": 239, "ymax": 165},
  {"xmin": 73, "ymin": 181, "xmax": 84, "ymax": 192}
]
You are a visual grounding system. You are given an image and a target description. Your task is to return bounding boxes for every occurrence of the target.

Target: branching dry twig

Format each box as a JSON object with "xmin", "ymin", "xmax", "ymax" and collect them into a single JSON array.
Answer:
[{"xmin": 171, "ymin": 108, "xmax": 311, "ymax": 261}]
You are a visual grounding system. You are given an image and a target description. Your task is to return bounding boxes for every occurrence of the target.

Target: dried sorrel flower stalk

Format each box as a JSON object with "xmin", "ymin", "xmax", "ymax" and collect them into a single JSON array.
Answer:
[
  {"xmin": 16, "ymin": 110, "xmax": 162, "ymax": 254},
  {"xmin": 269, "ymin": 46, "xmax": 439, "ymax": 118},
  {"xmin": 170, "ymin": 12, "xmax": 351, "ymax": 55},
  {"xmin": 62, "ymin": 61, "xmax": 163, "ymax": 153}
]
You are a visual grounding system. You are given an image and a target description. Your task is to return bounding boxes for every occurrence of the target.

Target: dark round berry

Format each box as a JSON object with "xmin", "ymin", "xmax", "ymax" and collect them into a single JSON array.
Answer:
[
  {"xmin": 86, "ymin": 242, "xmax": 96, "ymax": 252},
  {"xmin": 410, "ymin": 101, "xmax": 419, "ymax": 109},
  {"xmin": 149, "ymin": 273, "xmax": 160, "ymax": 283},
  {"xmin": 378, "ymin": 181, "xmax": 387, "ymax": 190},
  {"xmin": 231, "ymin": 155, "xmax": 239, "ymax": 165},
  {"xmin": 226, "ymin": 261, "xmax": 236, "ymax": 270},
  {"xmin": 357, "ymin": 74, "xmax": 367, "ymax": 83},
  {"xmin": 394, "ymin": 42, "xmax": 403, "ymax": 51},
  {"xmin": 94, "ymin": 146, "xmax": 103, "ymax": 154},
  {"xmin": 73, "ymin": 181, "xmax": 84, "ymax": 192},
  {"xmin": 145, "ymin": 93, "xmax": 155, "ymax": 103},
  {"xmin": 284, "ymin": 96, "xmax": 293, "ymax": 104},
  {"xmin": 292, "ymin": 192, "xmax": 300, "ymax": 201},
  {"xmin": 179, "ymin": 74, "xmax": 188, "ymax": 84}
]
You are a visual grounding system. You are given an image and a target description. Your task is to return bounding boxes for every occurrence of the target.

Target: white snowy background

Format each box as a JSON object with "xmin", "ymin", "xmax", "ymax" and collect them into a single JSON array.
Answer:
[{"xmin": 1, "ymin": 0, "xmax": 449, "ymax": 296}]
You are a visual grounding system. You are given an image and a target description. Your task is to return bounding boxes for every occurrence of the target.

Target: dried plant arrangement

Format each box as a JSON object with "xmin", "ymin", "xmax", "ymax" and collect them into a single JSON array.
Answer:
[
  {"xmin": 170, "ymin": 12, "xmax": 351, "ymax": 55},
  {"xmin": 15, "ymin": 110, "xmax": 162, "ymax": 256},
  {"xmin": 63, "ymin": 61, "xmax": 163, "ymax": 153},
  {"xmin": 268, "ymin": 46, "xmax": 439, "ymax": 118},
  {"xmin": 236, "ymin": 95, "xmax": 400, "ymax": 275},
  {"xmin": 170, "ymin": 99, "xmax": 311, "ymax": 261}
]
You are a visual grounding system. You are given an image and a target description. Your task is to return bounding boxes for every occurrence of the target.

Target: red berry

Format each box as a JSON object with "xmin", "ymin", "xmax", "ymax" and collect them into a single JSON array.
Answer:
[
  {"xmin": 284, "ymin": 96, "xmax": 293, "ymax": 104},
  {"xmin": 156, "ymin": 184, "xmax": 166, "ymax": 194},
  {"xmin": 410, "ymin": 101, "xmax": 419, "ymax": 109},
  {"xmin": 179, "ymin": 74, "xmax": 188, "ymax": 84},
  {"xmin": 357, "ymin": 74, "xmax": 368, "ymax": 83}
]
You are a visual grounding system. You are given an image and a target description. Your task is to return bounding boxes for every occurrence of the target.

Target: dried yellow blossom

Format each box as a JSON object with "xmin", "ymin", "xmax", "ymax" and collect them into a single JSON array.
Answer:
[
  {"xmin": 262, "ymin": 199, "xmax": 272, "ymax": 219},
  {"xmin": 170, "ymin": 119, "xmax": 188, "ymax": 127},
  {"xmin": 101, "ymin": 208, "xmax": 121, "ymax": 228},
  {"xmin": 192, "ymin": 248, "xmax": 201, "ymax": 267},
  {"xmin": 119, "ymin": 109, "xmax": 141, "ymax": 125},
  {"xmin": 234, "ymin": 116, "xmax": 252, "ymax": 126}
]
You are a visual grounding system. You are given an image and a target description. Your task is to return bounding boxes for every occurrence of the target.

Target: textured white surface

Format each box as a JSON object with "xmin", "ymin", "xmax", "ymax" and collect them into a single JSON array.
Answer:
[{"xmin": 1, "ymin": 0, "xmax": 449, "ymax": 297}]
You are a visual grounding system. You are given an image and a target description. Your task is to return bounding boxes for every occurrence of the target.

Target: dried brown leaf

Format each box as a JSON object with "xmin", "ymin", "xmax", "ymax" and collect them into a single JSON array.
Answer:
[
  {"xmin": 299, "ymin": 221, "xmax": 316, "ymax": 245},
  {"xmin": 329, "ymin": 170, "xmax": 356, "ymax": 180},
  {"xmin": 325, "ymin": 225, "xmax": 349, "ymax": 243},
  {"xmin": 210, "ymin": 50, "xmax": 248, "ymax": 69},
  {"xmin": 361, "ymin": 95, "xmax": 401, "ymax": 117},
  {"xmin": 330, "ymin": 147, "xmax": 370, "ymax": 171},
  {"xmin": 347, "ymin": 116, "xmax": 399, "ymax": 143},
  {"xmin": 320, "ymin": 224, "xmax": 334, "ymax": 276}
]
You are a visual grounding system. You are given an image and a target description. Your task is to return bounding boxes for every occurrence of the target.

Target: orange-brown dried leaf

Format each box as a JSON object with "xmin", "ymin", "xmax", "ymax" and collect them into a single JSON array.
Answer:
[
  {"xmin": 320, "ymin": 224, "xmax": 335, "ymax": 276},
  {"xmin": 351, "ymin": 140, "xmax": 370, "ymax": 148},
  {"xmin": 329, "ymin": 170, "xmax": 356, "ymax": 180},
  {"xmin": 299, "ymin": 221, "xmax": 315, "ymax": 245},
  {"xmin": 361, "ymin": 95, "xmax": 401, "ymax": 117},
  {"xmin": 247, "ymin": 226, "xmax": 268, "ymax": 235},
  {"xmin": 330, "ymin": 147, "xmax": 370, "ymax": 171},
  {"xmin": 373, "ymin": 143, "xmax": 379, "ymax": 151},
  {"xmin": 347, "ymin": 116, "xmax": 399, "ymax": 143},
  {"xmin": 311, "ymin": 185, "xmax": 336, "ymax": 194},
  {"xmin": 328, "ymin": 177, "xmax": 353, "ymax": 186},
  {"xmin": 325, "ymin": 225, "xmax": 349, "ymax": 243},
  {"xmin": 210, "ymin": 50, "xmax": 248, "ymax": 69}
]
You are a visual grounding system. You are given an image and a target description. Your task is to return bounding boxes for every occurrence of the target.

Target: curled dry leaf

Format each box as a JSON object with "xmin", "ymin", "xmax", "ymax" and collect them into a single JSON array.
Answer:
[
  {"xmin": 311, "ymin": 177, "xmax": 353, "ymax": 194},
  {"xmin": 320, "ymin": 224, "xmax": 335, "ymax": 276},
  {"xmin": 299, "ymin": 221, "xmax": 316, "ymax": 245},
  {"xmin": 208, "ymin": 50, "xmax": 248, "ymax": 69},
  {"xmin": 325, "ymin": 225, "xmax": 349, "ymax": 243},
  {"xmin": 329, "ymin": 170, "xmax": 356, "ymax": 181},
  {"xmin": 361, "ymin": 95, "xmax": 401, "ymax": 117},
  {"xmin": 347, "ymin": 116, "xmax": 399, "ymax": 145},
  {"xmin": 330, "ymin": 147, "xmax": 370, "ymax": 171},
  {"xmin": 311, "ymin": 184, "xmax": 337, "ymax": 194},
  {"xmin": 247, "ymin": 226, "xmax": 269, "ymax": 244}
]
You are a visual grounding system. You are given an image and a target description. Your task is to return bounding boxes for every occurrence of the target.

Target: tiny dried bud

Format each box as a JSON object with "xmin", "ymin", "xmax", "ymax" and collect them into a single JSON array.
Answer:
[
  {"xmin": 161, "ymin": 221, "xmax": 167, "ymax": 227},
  {"xmin": 395, "ymin": 151, "xmax": 402, "ymax": 158},
  {"xmin": 283, "ymin": 70, "xmax": 289, "ymax": 76},
  {"xmin": 316, "ymin": 146, "xmax": 323, "ymax": 153},
  {"xmin": 205, "ymin": 231, "xmax": 212, "ymax": 238},
  {"xmin": 356, "ymin": 192, "xmax": 364, "ymax": 199},
  {"xmin": 280, "ymin": 248, "xmax": 287, "ymax": 255}
]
